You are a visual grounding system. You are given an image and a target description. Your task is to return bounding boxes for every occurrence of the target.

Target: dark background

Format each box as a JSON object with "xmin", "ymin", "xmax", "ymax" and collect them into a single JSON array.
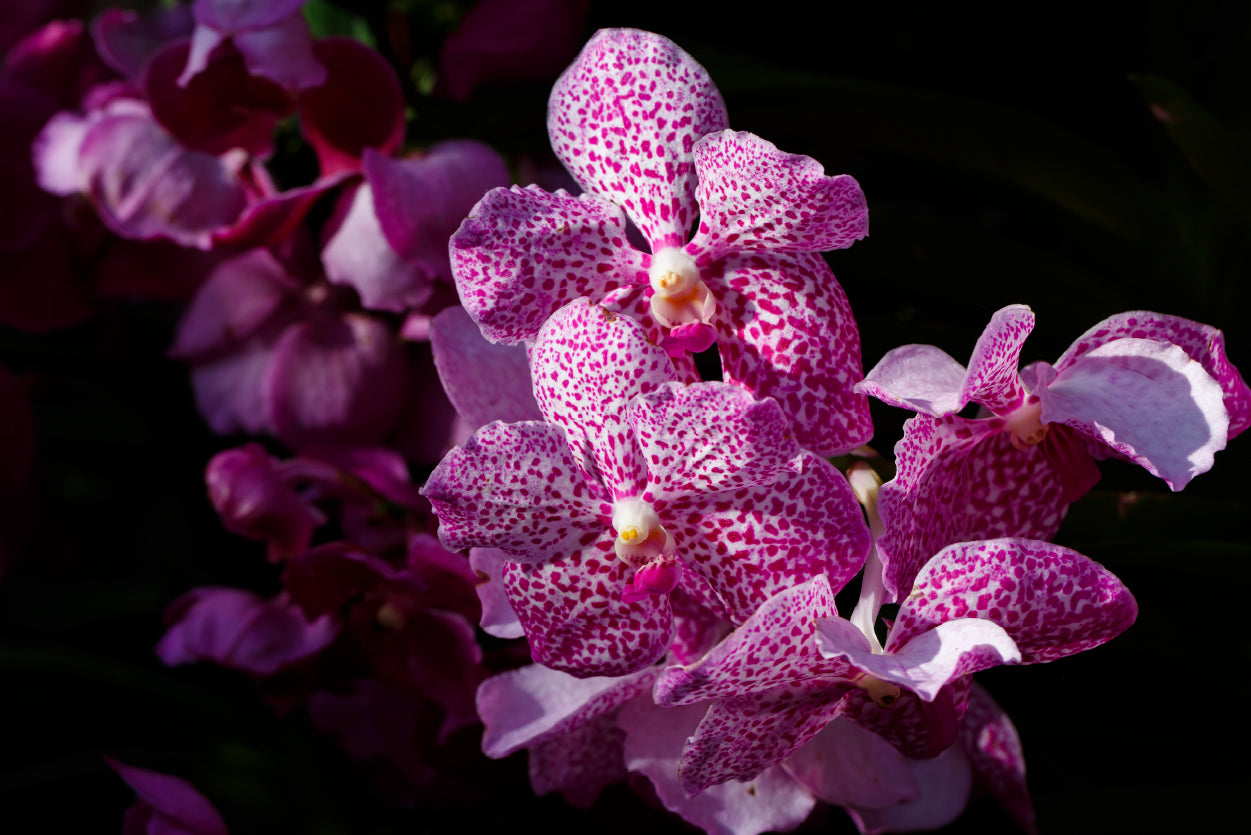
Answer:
[{"xmin": 1, "ymin": 1, "xmax": 1248, "ymax": 833}]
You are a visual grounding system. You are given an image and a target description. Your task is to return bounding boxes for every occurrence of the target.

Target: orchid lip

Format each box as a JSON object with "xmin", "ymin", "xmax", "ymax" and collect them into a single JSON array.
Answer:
[
  {"xmin": 852, "ymin": 671, "xmax": 902, "ymax": 708},
  {"xmin": 647, "ymin": 247, "xmax": 716, "ymax": 329},
  {"xmin": 611, "ymin": 496, "xmax": 675, "ymax": 565},
  {"xmin": 1004, "ymin": 397, "xmax": 1049, "ymax": 449}
]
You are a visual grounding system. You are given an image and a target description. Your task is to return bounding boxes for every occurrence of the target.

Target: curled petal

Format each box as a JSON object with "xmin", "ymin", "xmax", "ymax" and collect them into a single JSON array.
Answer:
[
  {"xmin": 469, "ymin": 548, "xmax": 523, "ymax": 639},
  {"xmin": 655, "ymin": 575, "xmax": 844, "ymax": 707},
  {"xmin": 1037, "ymin": 338, "xmax": 1229, "ymax": 490},
  {"xmin": 548, "ymin": 28, "xmax": 729, "ymax": 250},
  {"xmin": 422, "ymin": 420, "xmax": 604, "ymax": 563},
  {"xmin": 477, "ymin": 662, "xmax": 655, "ymax": 758},
  {"xmin": 450, "ymin": 186, "xmax": 647, "ymax": 343},
  {"xmin": 690, "ymin": 130, "xmax": 868, "ymax": 260},
  {"xmin": 889, "ymin": 538, "xmax": 1138, "ymax": 665}
]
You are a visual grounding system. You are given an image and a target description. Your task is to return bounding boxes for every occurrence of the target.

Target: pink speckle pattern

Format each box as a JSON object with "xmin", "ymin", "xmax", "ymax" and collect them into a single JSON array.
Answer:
[
  {"xmin": 655, "ymin": 576, "xmax": 846, "ymax": 707},
  {"xmin": 504, "ymin": 545, "xmax": 675, "ymax": 676},
  {"xmin": 889, "ymin": 538, "xmax": 1138, "ymax": 665},
  {"xmin": 667, "ymin": 453, "xmax": 870, "ymax": 623},
  {"xmin": 960, "ymin": 682, "xmax": 1037, "ymax": 834},
  {"xmin": 1054, "ymin": 310, "xmax": 1250, "ymax": 437},
  {"xmin": 450, "ymin": 186, "xmax": 648, "ymax": 344},
  {"xmin": 877, "ymin": 414, "xmax": 1067, "ymax": 601},
  {"xmin": 421, "ymin": 420, "xmax": 604, "ymax": 565},
  {"xmin": 528, "ymin": 710, "xmax": 628, "ymax": 807},
  {"xmin": 689, "ymin": 130, "xmax": 868, "ymax": 262},
  {"xmin": 834, "ymin": 676, "xmax": 971, "ymax": 760},
  {"xmin": 961, "ymin": 304, "xmax": 1034, "ymax": 414},
  {"xmin": 680, "ymin": 682, "xmax": 852, "ymax": 793},
  {"xmin": 716, "ymin": 252, "xmax": 873, "ymax": 455},
  {"xmin": 630, "ymin": 382, "xmax": 800, "ymax": 501},
  {"xmin": 548, "ymin": 28, "xmax": 729, "ymax": 250},
  {"xmin": 531, "ymin": 299, "xmax": 676, "ymax": 500}
]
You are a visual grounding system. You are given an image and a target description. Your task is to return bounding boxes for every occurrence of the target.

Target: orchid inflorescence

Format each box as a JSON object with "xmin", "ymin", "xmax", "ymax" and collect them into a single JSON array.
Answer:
[{"xmin": 7, "ymin": 4, "xmax": 1246, "ymax": 833}]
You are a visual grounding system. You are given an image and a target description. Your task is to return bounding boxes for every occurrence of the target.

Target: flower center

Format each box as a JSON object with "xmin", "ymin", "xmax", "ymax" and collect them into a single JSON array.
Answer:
[
  {"xmin": 853, "ymin": 672, "xmax": 902, "ymax": 708},
  {"xmin": 1004, "ymin": 397, "xmax": 1049, "ymax": 450},
  {"xmin": 611, "ymin": 497, "xmax": 674, "ymax": 565},
  {"xmin": 647, "ymin": 247, "xmax": 716, "ymax": 329}
]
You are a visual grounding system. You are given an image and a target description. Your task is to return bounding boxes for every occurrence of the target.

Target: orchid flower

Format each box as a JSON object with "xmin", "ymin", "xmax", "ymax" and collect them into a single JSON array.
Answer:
[
  {"xmin": 653, "ymin": 535, "xmax": 1136, "ymax": 794},
  {"xmin": 450, "ymin": 28, "xmax": 872, "ymax": 455},
  {"xmin": 858, "ymin": 304, "xmax": 1250, "ymax": 600},
  {"xmin": 423, "ymin": 298, "xmax": 869, "ymax": 676}
]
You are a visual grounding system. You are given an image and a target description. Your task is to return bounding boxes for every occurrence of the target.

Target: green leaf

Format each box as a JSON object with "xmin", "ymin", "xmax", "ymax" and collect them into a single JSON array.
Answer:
[{"xmin": 303, "ymin": 0, "xmax": 376, "ymax": 47}]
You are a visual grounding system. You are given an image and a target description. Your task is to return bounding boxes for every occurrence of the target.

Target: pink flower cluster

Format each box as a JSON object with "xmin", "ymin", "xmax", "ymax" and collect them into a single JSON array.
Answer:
[{"xmin": 6, "ymin": 6, "xmax": 1246, "ymax": 833}]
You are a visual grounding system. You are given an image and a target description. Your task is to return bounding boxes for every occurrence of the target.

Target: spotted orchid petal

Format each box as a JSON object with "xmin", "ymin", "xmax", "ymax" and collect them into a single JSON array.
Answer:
[
  {"xmin": 620, "ymin": 698, "xmax": 817, "ymax": 835},
  {"xmin": 629, "ymin": 381, "xmax": 801, "ymax": 502},
  {"xmin": 1032, "ymin": 337, "xmax": 1229, "ymax": 490},
  {"xmin": 858, "ymin": 305, "xmax": 1034, "ymax": 417},
  {"xmin": 502, "ymin": 549, "xmax": 674, "ymax": 676},
  {"xmin": 450, "ymin": 186, "xmax": 648, "ymax": 343},
  {"xmin": 476, "ymin": 662, "xmax": 655, "ymax": 759},
  {"xmin": 782, "ymin": 718, "xmax": 919, "ymax": 810},
  {"xmin": 678, "ymin": 682, "xmax": 852, "ymax": 795},
  {"xmin": 531, "ymin": 299, "xmax": 676, "ymax": 500},
  {"xmin": 548, "ymin": 28, "xmax": 729, "ymax": 251},
  {"xmin": 654, "ymin": 575, "xmax": 846, "ymax": 708},
  {"xmin": 666, "ymin": 454, "xmax": 870, "ymax": 622},
  {"xmin": 1054, "ymin": 310, "xmax": 1251, "ymax": 438},
  {"xmin": 961, "ymin": 682, "xmax": 1036, "ymax": 834},
  {"xmin": 834, "ymin": 675, "xmax": 969, "ymax": 760},
  {"xmin": 422, "ymin": 420, "xmax": 605, "ymax": 564},
  {"xmin": 715, "ymin": 251, "xmax": 873, "ymax": 455},
  {"xmin": 888, "ymin": 538, "xmax": 1138, "ymax": 664},
  {"xmin": 689, "ymin": 130, "xmax": 868, "ymax": 262},
  {"xmin": 526, "ymin": 710, "xmax": 628, "ymax": 808},
  {"xmin": 430, "ymin": 305, "xmax": 541, "ymax": 432},
  {"xmin": 815, "ymin": 616, "xmax": 1020, "ymax": 702},
  {"xmin": 877, "ymin": 414, "xmax": 1070, "ymax": 602}
]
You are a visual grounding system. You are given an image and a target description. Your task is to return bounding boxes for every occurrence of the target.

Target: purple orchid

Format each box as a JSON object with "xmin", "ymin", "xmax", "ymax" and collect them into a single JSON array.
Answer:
[
  {"xmin": 179, "ymin": 0, "xmax": 325, "ymax": 93},
  {"xmin": 450, "ymin": 28, "xmax": 872, "ymax": 455},
  {"xmin": 653, "ymin": 536, "xmax": 1136, "ymax": 794},
  {"xmin": 423, "ymin": 298, "xmax": 870, "ymax": 677},
  {"xmin": 858, "ymin": 305, "xmax": 1250, "ymax": 601}
]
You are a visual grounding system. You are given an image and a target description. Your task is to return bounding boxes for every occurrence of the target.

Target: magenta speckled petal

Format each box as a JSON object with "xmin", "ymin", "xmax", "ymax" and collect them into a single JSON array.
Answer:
[
  {"xmin": 783, "ymin": 718, "xmax": 918, "ymax": 810},
  {"xmin": 689, "ymin": 130, "xmax": 868, "ymax": 260},
  {"xmin": 503, "ymin": 546, "xmax": 674, "ymax": 677},
  {"xmin": 835, "ymin": 675, "xmax": 970, "ymax": 760},
  {"xmin": 877, "ymin": 415, "xmax": 1068, "ymax": 602},
  {"xmin": 528, "ymin": 710, "xmax": 628, "ymax": 808},
  {"xmin": 816, "ymin": 616, "xmax": 1020, "ymax": 702},
  {"xmin": 961, "ymin": 304, "xmax": 1034, "ymax": 413},
  {"xmin": 450, "ymin": 185, "xmax": 647, "ymax": 343},
  {"xmin": 961, "ymin": 682, "xmax": 1037, "ymax": 834},
  {"xmin": 679, "ymin": 682, "xmax": 852, "ymax": 794},
  {"xmin": 667, "ymin": 454, "xmax": 869, "ymax": 622},
  {"xmin": 1054, "ymin": 310, "xmax": 1251, "ymax": 438},
  {"xmin": 856, "ymin": 344, "xmax": 969, "ymax": 416},
  {"xmin": 630, "ymin": 381, "xmax": 800, "ymax": 502},
  {"xmin": 477, "ymin": 662, "xmax": 655, "ymax": 758},
  {"xmin": 620, "ymin": 698, "xmax": 816, "ymax": 835},
  {"xmin": 889, "ymin": 538, "xmax": 1138, "ymax": 664},
  {"xmin": 716, "ymin": 251, "xmax": 872, "ymax": 455},
  {"xmin": 1037, "ymin": 338, "xmax": 1228, "ymax": 490},
  {"xmin": 655, "ymin": 576, "xmax": 845, "ymax": 707},
  {"xmin": 430, "ymin": 305, "xmax": 541, "ymax": 431},
  {"xmin": 531, "ymin": 299, "xmax": 677, "ymax": 499},
  {"xmin": 548, "ymin": 28, "xmax": 729, "ymax": 251},
  {"xmin": 422, "ymin": 420, "xmax": 605, "ymax": 563}
]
